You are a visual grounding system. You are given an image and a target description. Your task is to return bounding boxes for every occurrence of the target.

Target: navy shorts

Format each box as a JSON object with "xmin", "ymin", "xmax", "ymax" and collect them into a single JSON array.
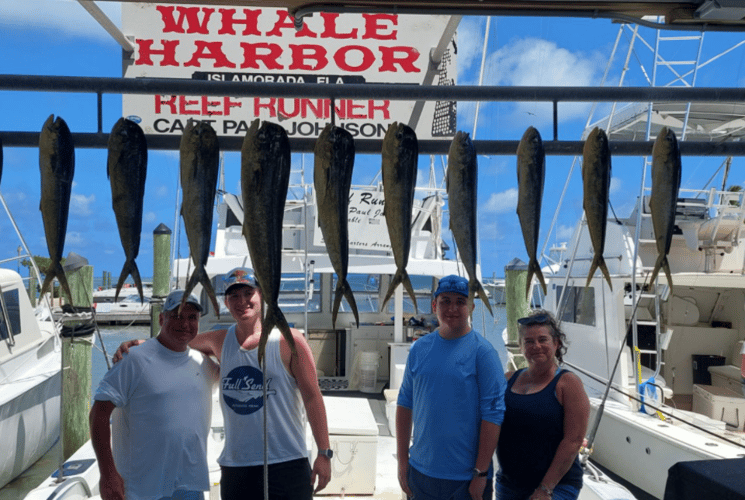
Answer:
[
  {"xmin": 408, "ymin": 464, "xmax": 494, "ymax": 500},
  {"xmin": 220, "ymin": 458, "xmax": 312, "ymax": 500}
]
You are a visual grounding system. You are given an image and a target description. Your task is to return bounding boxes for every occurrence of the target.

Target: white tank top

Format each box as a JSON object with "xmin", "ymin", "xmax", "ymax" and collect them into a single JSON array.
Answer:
[{"xmin": 218, "ymin": 325, "xmax": 307, "ymax": 466}]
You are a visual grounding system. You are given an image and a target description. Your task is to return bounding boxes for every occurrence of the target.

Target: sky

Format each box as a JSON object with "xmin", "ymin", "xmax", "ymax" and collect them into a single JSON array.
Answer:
[{"xmin": 1, "ymin": 1, "xmax": 745, "ymax": 284}]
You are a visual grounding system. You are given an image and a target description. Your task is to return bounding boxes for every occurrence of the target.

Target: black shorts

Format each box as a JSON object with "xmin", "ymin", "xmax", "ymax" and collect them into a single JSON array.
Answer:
[{"xmin": 220, "ymin": 458, "xmax": 312, "ymax": 500}]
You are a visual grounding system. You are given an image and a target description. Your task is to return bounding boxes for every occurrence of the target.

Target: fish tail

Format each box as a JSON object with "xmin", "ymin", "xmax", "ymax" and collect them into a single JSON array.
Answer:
[
  {"xmin": 259, "ymin": 306, "xmax": 296, "ymax": 366},
  {"xmin": 380, "ymin": 270, "xmax": 403, "ymax": 312},
  {"xmin": 115, "ymin": 259, "xmax": 144, "ymax": 302},
  {"xmin": 380, "ymin": 268, "xmax": 416, "ymax": 315},
  {"xmin": 332, "ymin": 282, "xmax": 342, "ymax": 330},
  {"xmin": 526, "ymin": 258, "xmax": 548, "ymax": 299},
  {"xmin": 599, "ymin": 257, "xmax": 613, "ymax": 291},
  {"xmin": 648, "ymin": 254, "xmax": 664, "ymax": 288},
  {"xmin": 402, "ymin": 271, "xmax": 419, "ymax": 315},
  {"xmin": 662, "ymin": 257, "xmax": 674, "ymax": 296},
  {"xmin": 199, "ymin": 270, "xmax": 220, "ymax": 319},
  {"xmin": 333, "ymin": 279, "xmax": 359, "ymax": 329},
  {"xmin": 585, "ymin": 255, "xmax": 600, "ymax": 291},
  {"xmin": 470, "ymin": 279, "xmax": 494, "ymax": 317},
  {"xmin": 42, "ymin": 263, "xmax": 73, "ymax": 304},
  {"xmin": 40, "ymin": 272, "xmax": 55, "ymax": 298},
  {"xmin": 130, "ymin": 261, "xmax": 145, "ymax": 303}
]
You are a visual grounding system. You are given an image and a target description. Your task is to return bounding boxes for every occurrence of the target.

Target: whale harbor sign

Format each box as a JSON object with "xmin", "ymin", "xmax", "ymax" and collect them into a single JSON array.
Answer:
[{"xmin": 121, "ymin": 4, "xmax": 456, "ymax": 140}]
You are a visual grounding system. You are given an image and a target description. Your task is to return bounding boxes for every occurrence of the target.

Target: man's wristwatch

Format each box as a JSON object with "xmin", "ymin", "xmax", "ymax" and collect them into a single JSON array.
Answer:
[
  {"xmin": 472, "ymin": 468, "xmax": 488, "ymax": 478},
  {"xmin": 317, "ymin": 448, "xmax": 334, "ymax": 458}
]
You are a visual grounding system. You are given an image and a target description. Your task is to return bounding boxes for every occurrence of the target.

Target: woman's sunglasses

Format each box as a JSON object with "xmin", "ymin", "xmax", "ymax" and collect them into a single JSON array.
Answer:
[{"xmin": 517, "ymin": 314, "xmax": 551, "ymax": 326}]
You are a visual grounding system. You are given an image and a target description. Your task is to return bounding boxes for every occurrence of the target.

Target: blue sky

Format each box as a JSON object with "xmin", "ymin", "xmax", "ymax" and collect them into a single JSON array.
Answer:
[{"xmin": 1, "ymin": 1, "xmax": 745, "ymax": 283}]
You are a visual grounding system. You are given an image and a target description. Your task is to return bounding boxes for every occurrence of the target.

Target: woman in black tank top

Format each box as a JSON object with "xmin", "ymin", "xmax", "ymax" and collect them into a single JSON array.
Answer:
[{"xmin": 496, "ymin": 310, "xmax": 589, "ymax": 500}]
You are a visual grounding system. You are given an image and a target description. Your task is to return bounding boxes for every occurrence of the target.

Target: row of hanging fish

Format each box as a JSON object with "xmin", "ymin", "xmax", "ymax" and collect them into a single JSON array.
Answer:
[{"xmin": 516, "ymin": 125, "xmax": 681, "ymax": 295}]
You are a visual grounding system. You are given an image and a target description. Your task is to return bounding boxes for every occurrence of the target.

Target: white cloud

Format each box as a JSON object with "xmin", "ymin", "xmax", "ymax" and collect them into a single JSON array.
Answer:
[
  {"xmin": 0, "ymin": 1, "xmax": 122, "ymax": 41},
  {"xmin": 66, "ymin": 231, "xmax": 85, "ymax": 247},
  {"xmin": 456, "ymin": 18, "xmax": 487, "ymax": 79},
  {"xmin": 556, "ymin": 224, "xmax": 575, "ymax": 241},
  {"xmin": 71, "ymin": 193, "xmax": 95, "ymax": 216},
  {"xmin": 144, "ymin": 211, "xmax": 157, "ymax": 224},
  {"xmin": 610, "ymin": 176, "xmax": 622, "ymax": 195},
  {"xmin": 484, "ymin": 37, "xmax": 603, "ymax": 125},
  {"xmin": 483, "ymin": 188, "xmax": 518, "ymax": 214}
]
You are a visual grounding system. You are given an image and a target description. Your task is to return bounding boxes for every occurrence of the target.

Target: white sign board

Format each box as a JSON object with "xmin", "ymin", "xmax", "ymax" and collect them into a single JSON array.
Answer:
[
  {"xmin": 122, "ymin": 4, "xmax": 456, "ymax": 140},
  {"xmin": 314, "ymin": 187, "xmax": 391, "ymax": 251}
]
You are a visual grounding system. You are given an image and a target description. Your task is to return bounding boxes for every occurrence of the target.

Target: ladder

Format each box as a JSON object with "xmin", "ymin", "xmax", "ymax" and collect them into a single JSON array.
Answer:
[{"xmin": 628, "ymin": 24, "xmax": 705, "ymax": 390}]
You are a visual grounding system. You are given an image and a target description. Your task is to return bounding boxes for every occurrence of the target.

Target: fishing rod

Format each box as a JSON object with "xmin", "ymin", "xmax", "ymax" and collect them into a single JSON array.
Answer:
[{"xmin": 565, "ymin": 360, "xmax": 745, "ymax": 451}]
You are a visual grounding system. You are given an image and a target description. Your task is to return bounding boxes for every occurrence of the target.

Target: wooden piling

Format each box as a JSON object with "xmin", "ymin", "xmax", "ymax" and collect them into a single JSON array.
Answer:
[
  {"xmin": 504, "ymin": 258, "xmax": 532, "ymax": 370},
  {"xmin": 151, "ymin": 223, "xmax": 172, "ymax": 338},
  {"xmin": 60, "ymin": 263, "xmax": 94, "ymax": 460}
]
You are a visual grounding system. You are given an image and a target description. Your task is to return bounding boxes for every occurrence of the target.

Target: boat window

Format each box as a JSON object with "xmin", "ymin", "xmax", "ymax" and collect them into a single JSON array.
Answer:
[
  {"xmin": 209, "ymin": 273, "xmax": 322, "ymax": 316},
  {"xmin": 385, "ymin": 275, "xmax": 434, "ymax": 315},
  {"xmin": 555, "ymin": 285, "xmax": 595, "ymax": 326},
  {"xmin": 0, "ymin": 288, "xmax": 21, "ymax": 341},
  {"xmin": 334, "ymin": 274, "xmax": 381, "ymax": 314}
]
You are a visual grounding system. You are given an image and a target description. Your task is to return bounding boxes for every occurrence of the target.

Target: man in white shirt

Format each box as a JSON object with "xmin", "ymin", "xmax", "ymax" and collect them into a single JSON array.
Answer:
[{"xmin": 90, "ymin": 290, "xmax": 219, "ymax": 500}]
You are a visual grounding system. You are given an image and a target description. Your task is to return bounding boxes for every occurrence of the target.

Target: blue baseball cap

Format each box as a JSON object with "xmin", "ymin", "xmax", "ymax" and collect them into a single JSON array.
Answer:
[
  {"xmin": 434, "ymin": 275, "xmax": 469, "ymax": 299},
  {"xmin": 163, "ymin": 290, "xmax": 202, "ymax": 312},
  {"xmin": 223, "ymin": 267, "xmax": 258, "ymax": 294}
]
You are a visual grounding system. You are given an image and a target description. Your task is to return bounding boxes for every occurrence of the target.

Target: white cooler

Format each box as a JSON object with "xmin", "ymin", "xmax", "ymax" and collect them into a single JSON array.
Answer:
[
  {"xmin": 692, "ymin": 384, "xmax": 745, "ymax": 430},
  {"xmin": 312, "ymin": 396, "xmax": 379, "ymax": 495}
]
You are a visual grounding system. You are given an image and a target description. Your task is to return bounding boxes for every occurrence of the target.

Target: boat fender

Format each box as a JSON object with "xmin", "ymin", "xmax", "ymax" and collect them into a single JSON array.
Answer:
[{"xmin": 639, "ymin": 376, "xmax": 662, "ymax": 416}]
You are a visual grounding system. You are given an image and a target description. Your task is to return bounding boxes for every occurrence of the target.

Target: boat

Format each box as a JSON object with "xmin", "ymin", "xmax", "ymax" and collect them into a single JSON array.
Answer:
[
  {"xmin": 0, "ymin": 199, "xmax": 63, "ymax": 491},
  {"xmin": 90, "ymin": 283, "xmax": 153, "ymax": 325},
  {"xmin": 533, "ymin": 23, "xmax": 745, "ymax": 500},
  {"xmin": 22, "ymin": 177, "xmax": 637, "ymax": 500}
]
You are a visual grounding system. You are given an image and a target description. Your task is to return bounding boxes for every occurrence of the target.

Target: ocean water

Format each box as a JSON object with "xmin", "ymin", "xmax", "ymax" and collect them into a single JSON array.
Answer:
[{"xmin": 90, "ymin": 324, "xmax": 152, "ymax": 399}]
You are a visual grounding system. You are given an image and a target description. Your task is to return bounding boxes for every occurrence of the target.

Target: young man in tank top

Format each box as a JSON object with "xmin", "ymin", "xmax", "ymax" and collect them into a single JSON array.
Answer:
[{"xmin": 114, "ymin": 268, "xmax": 331, "ymax": 500}]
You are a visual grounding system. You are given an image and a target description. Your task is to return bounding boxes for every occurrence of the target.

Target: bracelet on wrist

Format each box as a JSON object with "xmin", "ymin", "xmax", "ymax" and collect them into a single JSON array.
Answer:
[{"xmin": 539, "ymin": 483, "xmax": 553, "ymax": 498}]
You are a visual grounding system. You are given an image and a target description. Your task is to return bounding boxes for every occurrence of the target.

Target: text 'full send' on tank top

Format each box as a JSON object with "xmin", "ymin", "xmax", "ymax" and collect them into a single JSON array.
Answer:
[{"xmin": 218, "ymin": 326, "xmax": 307, "ymax": 467}]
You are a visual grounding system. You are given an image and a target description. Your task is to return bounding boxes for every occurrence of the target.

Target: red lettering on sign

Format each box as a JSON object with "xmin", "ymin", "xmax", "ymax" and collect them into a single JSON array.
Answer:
[
  {"xmin": 136, "ymin": 40, "xmax": 180, "ymax": 66},
  {"xmin": 346, "ymin": 100, "xmax": 366, "ymax": 119},
  {"xmin": 334, "ymin": 46, "xmax": 375, "ymax": 72},
  {"xmin": 250, "ymin": 98, "xmax": 390, "ymax": 120},
  {"xmin": 239, "ymin": 43, "xmax": 283, "ymax": 70},
  {"xmin": 363, "ymin": 14, "xmax": 397, "ymax": 40},
  {"xmin": 184, "ymin": 41, "xmax": 236, "ymax": 68},
  {"xmin": 157, "ymin": 5, "xmax": 214, "ymax": 34},
  {"xmin": 155, "ymin": 95, "xmax": 177, "ymax": 114},
  {"xmin": 201, "ymin": 96, "xmax": 223, "ymax": 116},
  {"xmin": 320, "ymin": 13, "xmax": 357, "ymax": 39},
  {"xmin": 369, "ymin": 100, "xmax": 391, "ymax": 120},
  {"xmin": 224, "ymin": 97, "xmax": 242, "ymax": 115},
  {"xmin": 289, "ymin": 44, "xmax": 327, "ymax": 71},
  {"xmin": 278, "ymin": 98, "xmax": 300, "ymax": 119},
  {"xmin": 179, "ymin": 96, "xmax": 201, "ymax": 115},
  {"xmin": 379, "ymin": 47, "xmax": 420, "ymax": 72},
  {"xmin": 217, "ymin": 8, "xmax": 262, "ymax": 36},
  {"xmin": 254, "ymin": 98, "xmax": 277, "ymax": 117}
]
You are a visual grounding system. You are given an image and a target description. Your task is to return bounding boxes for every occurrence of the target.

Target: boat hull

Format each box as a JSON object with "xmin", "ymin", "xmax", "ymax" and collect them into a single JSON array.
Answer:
[{"xmin": 0, "ymin": 336, "xmax": 61, "ymax": 490}]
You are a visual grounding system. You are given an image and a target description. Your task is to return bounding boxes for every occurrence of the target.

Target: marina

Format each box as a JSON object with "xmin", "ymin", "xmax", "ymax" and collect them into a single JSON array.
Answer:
[{"xmin": 3, "ymin": 1, "xmax": 745, "ymax": 500}]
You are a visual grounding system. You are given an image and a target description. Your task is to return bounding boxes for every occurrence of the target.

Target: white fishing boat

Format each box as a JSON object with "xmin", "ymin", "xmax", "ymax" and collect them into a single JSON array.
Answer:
[
  {"xmin": 0, "ymin": 197, "xmax": 62, "ymax": 491},
  {"xmin": 535, "ymin": 22, "xmax": 745, "ymax": 500},
  {"xmin": 90, "ymin": 283, "xmax": 153, "ymax": 325}
]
